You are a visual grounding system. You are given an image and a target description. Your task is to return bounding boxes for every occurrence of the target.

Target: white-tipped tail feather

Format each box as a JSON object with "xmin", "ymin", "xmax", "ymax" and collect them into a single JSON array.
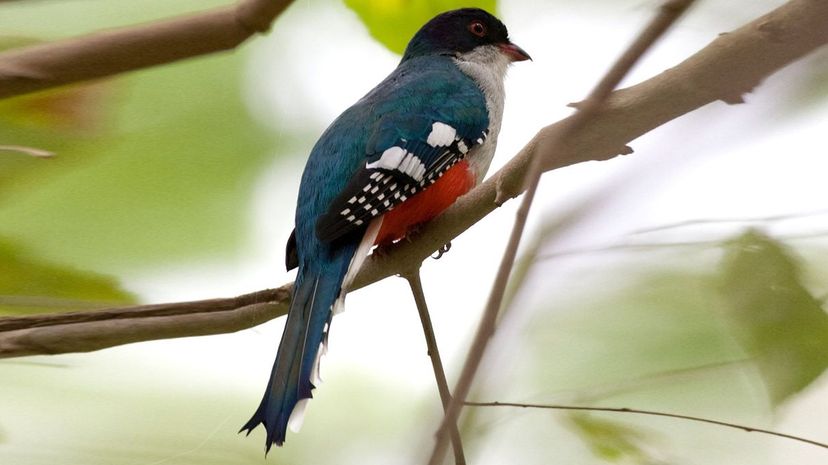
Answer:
[
  {"xmin": 287, "ymin": 219, "xmax": 382, "ymax": 435},
  {"xmin": 288, "ymin": 398, "xmax": 310, "ymax": 433}
]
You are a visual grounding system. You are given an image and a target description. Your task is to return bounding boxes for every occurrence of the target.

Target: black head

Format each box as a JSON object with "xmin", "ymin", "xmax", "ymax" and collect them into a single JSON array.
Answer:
[{"xmin": 402, "ymin": 8, "xmax": 530, "ymax": 62}]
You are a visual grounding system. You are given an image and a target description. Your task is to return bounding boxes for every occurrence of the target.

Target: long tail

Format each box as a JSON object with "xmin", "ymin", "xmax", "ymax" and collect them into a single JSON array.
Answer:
[{"xmin": 240, "ymin": 249, "xmax": 354, "ymax": 452}]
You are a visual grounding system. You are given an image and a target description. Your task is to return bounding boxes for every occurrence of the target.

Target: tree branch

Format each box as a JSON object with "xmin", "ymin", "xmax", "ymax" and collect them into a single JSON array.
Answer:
[
  {"xmin": 354, "ymin": 0, "xmax": 828, "ymax": 289},
  {"xmin": 0, "ymin": 0, "xmax": 294, "ymax": 99},
  {"xmin": 465, "ymin": 401, "xmax": 828, "ymax": 451},
  {"xmin": 0, "ymin": 287, "xmax": 290, "ymax": 357},
  {"xmin": 428, "ymin": 0, "xmax": 697, "ymax": 461},
  {"xmin": 402, "ymin": 269, "xmax": 466, "ymax": 465},
  {"xmin": 1, "ymin": 0, "xmax": 826, "ymax": 359}
]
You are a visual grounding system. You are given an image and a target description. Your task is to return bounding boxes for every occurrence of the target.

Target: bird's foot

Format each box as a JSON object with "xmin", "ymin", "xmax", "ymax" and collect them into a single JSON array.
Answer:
[
  {"xmin": 372, "ymin": 243, "xmax": 394, "ymax": 259},
  {"xmin": 431, "ymin": 242, "xmax": 452, "ymax": 260}
]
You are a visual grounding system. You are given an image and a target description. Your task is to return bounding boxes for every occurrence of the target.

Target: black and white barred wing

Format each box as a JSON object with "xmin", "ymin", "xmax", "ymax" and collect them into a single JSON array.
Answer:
[{"xmin": 315, "ymin": 122, "xmax": 489, "ymax": 244}]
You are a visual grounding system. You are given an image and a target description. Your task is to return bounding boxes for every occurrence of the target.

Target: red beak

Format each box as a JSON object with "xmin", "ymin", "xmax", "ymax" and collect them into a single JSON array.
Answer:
[{"xmin": 498, "ymin": 42, "xmax": 532, "ymax": 62}]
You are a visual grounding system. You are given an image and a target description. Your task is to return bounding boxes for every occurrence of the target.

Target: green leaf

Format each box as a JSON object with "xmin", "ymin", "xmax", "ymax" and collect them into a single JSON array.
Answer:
[
  {"xmin": 719, "ymin": 230, "xmax": 828, "ymax": 404},
  {"xmin": 0, "ymin": 53, "xmax": 277, "ymax": 272},
  {"xmin": 568, "ymin": 413, "xmax": 656, "ymax": 464},
  {"xmin": 0, "ymin": 238, "xmax": 134, "ymax": 315},
  {"xmin": 517, "ymin": 244, "xmax": 776, "ymax": 461},
  {"xmin": 343, "ymin": 0, "xmax": 498, "ymax": 54}
]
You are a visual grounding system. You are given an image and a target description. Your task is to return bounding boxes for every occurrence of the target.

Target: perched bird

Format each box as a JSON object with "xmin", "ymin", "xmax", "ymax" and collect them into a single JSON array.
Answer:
[{"xmin": 241, "ymin": 7, "xmax": 530, "ymax": 451}]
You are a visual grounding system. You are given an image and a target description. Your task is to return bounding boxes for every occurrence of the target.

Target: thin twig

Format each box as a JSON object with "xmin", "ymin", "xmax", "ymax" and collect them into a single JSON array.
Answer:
[
  {"xmin": 0, "ymin": 0, "xmax": 294, "ymax": 99},
  {"xmin": 402, "ymin": 269, "xmax": 466, "ymax": 465},
  {"xmin": 1, "ymin": 0, "xmax": 826, "ymax": 359},
  {"xmin": 0, "ymin": 145, "xmax": 55, "ymax": 158},
  {"xmin": 631, "ymin": 208, "xmax": 828, "ymax": 235},
  {"xmin": 427, "ymin": 1, "xmax": 696, "ymax": 463},
  {"xmin": 465, "ymin": 401, "xmax": 828, "ymax": 451},
  {"xmin": 565, "ymin": 359, "xmax": 752, "ymax": 405}
]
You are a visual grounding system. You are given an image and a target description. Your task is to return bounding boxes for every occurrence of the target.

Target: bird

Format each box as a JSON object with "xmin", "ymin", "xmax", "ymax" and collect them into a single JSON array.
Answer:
[{"xmin": 240, "ymin": 7, "xmax": 530, "ymax": 451}]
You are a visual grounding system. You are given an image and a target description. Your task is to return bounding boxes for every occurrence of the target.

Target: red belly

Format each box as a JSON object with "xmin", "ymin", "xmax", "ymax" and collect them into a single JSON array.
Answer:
[{"xmin": 375, "ymin": 160, "xmax": 475, "ymax": 246}]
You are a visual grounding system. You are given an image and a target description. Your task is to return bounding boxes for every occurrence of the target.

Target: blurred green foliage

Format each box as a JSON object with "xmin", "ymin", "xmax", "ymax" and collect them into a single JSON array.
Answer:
[
  {"xmin": 719, "ymin": 230, "xmax": 828, "ymax": 405},
  {"xmin": 0, "ymin": 356, "xmax": 264, "ymax": 465},
  {"xmin": 344, "ymin": 0, "xmax": 498, "ymax": 54},
  {"xmin": 0, "ymin": 353, "xmax": 427, "ymax": 465},
  {"xmin": 0, "ymin": 54, "xmax": 276, "ymax": 273},
  {"xmin": 0, "ymin": 239, "xmax": 134, "ymax": 315},
  {"xmin": 511, "ymin": 229, "xmax": 828, "ymax": 463},
  {"xmin": 0, "ymin": 3, "xmax": 280, "ymax": 315},
  {"xmin": 527, "ymin": 268, "xmax": 743, "ymax": 393},
  {"xmin": 568, "ymin": 414, "xmax": 655, "ymax": 464},
  {"xmin": 0, "ymin": 0, "xmax": 234, "ymax": 40}
]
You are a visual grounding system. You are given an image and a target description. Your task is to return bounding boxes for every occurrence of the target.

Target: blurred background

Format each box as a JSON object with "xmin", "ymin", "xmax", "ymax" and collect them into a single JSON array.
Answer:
[{"xmin": 2, "ymin": 0, "xmax": 828, "ymax": 464}]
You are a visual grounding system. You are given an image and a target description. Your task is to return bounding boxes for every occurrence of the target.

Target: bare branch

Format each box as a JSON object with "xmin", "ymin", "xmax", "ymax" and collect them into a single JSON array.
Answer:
[
  {"xmin": 0, "ymin": 287, "xmax": 290, "ymax": 357},
  {"xmin": 428, "ymin": 1, "xmax": 696, "ymax": 462},
  {"xmin": 465, "ymin": 401, "xmax": 828, "ymax": 451},
  {"xmin": 402, "ymin": 269, "xmax": 466, "ymax": 465},
  {"xmin": 0, "ymin": 0, "xmax": 294, "ymax": 99},
  {"xmin": 1, "ymin": 0, "xmax": 826, "ymax": 360}
]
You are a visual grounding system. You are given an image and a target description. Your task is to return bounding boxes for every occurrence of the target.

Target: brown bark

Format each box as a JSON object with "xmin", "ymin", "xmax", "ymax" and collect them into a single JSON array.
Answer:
[{"xmin": 0, "ymin": 0, "xmax": 294, "ymax": 99}]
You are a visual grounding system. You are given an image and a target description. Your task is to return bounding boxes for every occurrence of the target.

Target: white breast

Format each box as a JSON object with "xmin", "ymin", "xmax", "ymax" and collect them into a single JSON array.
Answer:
[{"xmin": 453, "ymin": 45, "xmax": 512, "ymax": 184}]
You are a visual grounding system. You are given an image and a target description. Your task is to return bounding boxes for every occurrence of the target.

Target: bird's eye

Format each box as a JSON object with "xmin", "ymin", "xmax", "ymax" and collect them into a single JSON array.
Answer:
[{"xmin": 468, "ymin": 20, "xmax": 487, "ymax": 37}]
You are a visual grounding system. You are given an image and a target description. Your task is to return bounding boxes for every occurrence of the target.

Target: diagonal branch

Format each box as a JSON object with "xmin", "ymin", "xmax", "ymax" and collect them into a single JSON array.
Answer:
[
  {"xmin": 427, "ymin": 0, "xmax": 697, "ymax": 462},
  {"xmin": 0, "ymin": 0, "xmax": 826, "ymax": 359},
  {"xmin": 354, "ymin": 0, "xmax": 828, "ymax": 290},
  {"xmin": 0, "ymin": 0, "xmax": 294, "ymax": 99}
]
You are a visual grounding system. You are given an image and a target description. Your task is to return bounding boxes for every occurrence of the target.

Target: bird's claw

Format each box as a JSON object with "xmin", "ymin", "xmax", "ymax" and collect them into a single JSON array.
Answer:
[{"xmin": 432, "ymin": 242, "xmax": 452, "ymax": 260}]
